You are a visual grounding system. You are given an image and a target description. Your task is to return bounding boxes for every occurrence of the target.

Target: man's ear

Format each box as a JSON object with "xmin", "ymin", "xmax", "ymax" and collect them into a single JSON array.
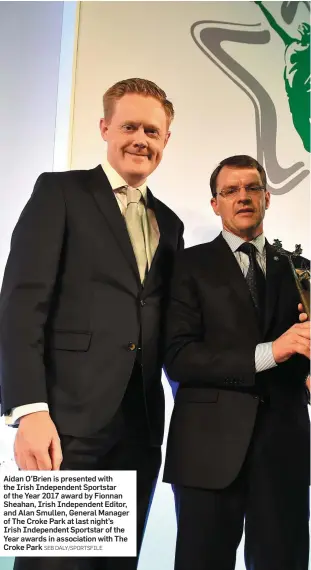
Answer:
[
  {"xmin": 99, "ymin": 118, "xmax": 109, "ymax": 141},
  {"xmin": 265, "ymin": 190, "xmax": 271, "ymax": 210},
  {"xmin": 211, "ymin": 196, "xmax": 220, "ymax": 216},
  {"xmin": 164, "ymin": 131, "xmax": 171, "ymax": 147}
]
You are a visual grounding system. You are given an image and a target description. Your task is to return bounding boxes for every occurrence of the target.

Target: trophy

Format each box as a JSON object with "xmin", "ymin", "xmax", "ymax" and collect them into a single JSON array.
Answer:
[{"xmin": 273, "ymin": 239, "xmax": 310, "ymax": 319}]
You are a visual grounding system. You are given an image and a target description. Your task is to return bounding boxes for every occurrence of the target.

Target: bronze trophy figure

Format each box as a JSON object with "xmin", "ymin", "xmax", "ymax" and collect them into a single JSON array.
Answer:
[{"xmin": 273, "ymin": 239, "xmax": 310, "ymax": 319}]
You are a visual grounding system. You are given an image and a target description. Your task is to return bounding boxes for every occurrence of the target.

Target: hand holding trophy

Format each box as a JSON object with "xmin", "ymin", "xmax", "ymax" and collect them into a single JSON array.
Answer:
[{"xmin": 273, "ymin": 239, "xmax": 310, "ymax": 319}]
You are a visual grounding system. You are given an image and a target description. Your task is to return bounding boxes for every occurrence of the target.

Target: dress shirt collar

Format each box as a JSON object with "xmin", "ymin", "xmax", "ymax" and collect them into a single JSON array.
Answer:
[
  {"xmin": 222, "ymin": 229, "xmax": 266, "ymax": 255},
  {"xmin": 101, "ymin": 157, "xmax": 148, "ymax": 200}
]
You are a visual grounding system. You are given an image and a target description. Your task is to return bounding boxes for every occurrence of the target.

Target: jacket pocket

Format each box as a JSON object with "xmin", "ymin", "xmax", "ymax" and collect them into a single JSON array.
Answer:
[
  {"xmin": 176, "ymin": 388, "xmax": 219, "ymax": 403},
  {"xmin": 49, "ymin": 330, "xmax": 92, "ymax": 351}
]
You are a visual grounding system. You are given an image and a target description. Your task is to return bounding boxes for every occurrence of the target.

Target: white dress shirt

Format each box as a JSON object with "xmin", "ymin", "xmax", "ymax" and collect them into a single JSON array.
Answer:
[{"xmin": 102, "ymin": 156, "xmax": 148, "ymax": 214}]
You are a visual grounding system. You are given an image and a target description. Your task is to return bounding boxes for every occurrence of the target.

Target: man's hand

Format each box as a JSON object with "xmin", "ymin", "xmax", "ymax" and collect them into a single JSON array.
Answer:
[
  {"xmin": 272, "ymin": 319, "xmax": 310, "ymax": 364},
  {"xmin": 14, "ymin": 411, "xmax": 63, "ymax": 470}
]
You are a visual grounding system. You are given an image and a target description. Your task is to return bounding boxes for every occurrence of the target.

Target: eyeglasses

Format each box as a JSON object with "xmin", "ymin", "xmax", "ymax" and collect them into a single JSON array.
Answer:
[{"xmin": 216, "ymin": 185, "xmax": 266, "ymax": 199}]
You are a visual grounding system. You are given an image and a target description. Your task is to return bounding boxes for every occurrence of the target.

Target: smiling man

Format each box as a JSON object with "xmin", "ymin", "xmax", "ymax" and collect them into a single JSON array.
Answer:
[
  {"xmin": 0, "ymin": 78, "xmax": 184, "ymax": 570},
  {"xmin": 164, "ymin": 155, "xmax": 310, "ymax": 570},
  {"xmin": 100, "ymin": 89, "xmax": 168, "ymax": 187}
]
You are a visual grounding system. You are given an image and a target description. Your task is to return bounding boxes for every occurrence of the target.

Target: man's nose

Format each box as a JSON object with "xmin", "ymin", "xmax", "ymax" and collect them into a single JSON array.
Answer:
[
  {"xmin": 133, "ymin": 126, "xmax": 147, "ymax": 147},
  {"xmin": 237, "ymin": 188, "xmax": 252, "ymax": 202}
]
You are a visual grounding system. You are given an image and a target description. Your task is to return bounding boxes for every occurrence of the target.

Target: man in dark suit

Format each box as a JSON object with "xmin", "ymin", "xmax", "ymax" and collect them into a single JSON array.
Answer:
[
  {"xmin": 0, "ymin": 78, "xmax": 184, "ymax": 570},
  {"xmin": 164, "ymin": 155, "xmax": 310, "ymax": 570}
]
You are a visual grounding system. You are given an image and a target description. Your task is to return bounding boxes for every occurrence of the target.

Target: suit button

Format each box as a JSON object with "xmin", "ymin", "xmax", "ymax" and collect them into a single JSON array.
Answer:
[
  {"xmin": 140, "ymin": 300, "xmax": 146, "ymax": 307},
  {"xmin": 128, "ymin": 342, "xmax": 136, "ymax": 351}
]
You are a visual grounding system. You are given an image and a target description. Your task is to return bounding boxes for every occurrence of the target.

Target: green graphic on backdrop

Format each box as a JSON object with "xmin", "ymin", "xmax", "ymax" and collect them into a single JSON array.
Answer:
[
  {"xmin": 255, "ymin": 1, "xmax": 310, "ymax": 152},
  {"xmin": 191, "ymin": 0, "xmax": 310, "ymax": 194}
]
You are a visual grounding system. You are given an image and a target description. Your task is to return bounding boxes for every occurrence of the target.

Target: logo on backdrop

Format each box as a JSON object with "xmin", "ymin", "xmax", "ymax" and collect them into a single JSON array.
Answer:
[{"xmin": 191, "ymin": 1, "xmax": 310, "ymax": 195}]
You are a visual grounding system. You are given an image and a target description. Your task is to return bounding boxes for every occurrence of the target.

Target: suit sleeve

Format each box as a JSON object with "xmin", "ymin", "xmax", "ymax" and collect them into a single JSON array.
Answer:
[
  {"xmin": 0, "ymin": 173, "xmax": 66, "ymax": 414},
  {"xmin": 164, "ymin": 254, "xmax": 256, "ymax": 387}
]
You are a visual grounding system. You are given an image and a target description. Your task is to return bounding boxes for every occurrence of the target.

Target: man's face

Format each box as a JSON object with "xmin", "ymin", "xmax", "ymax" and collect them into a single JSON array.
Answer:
[
  {"xmin": 100, "ymin": 94, "xmax": 170, "ymax": 186},
  {"xmin": 211, "ymin": 166, "xmax": 270, "ymax": 239}
]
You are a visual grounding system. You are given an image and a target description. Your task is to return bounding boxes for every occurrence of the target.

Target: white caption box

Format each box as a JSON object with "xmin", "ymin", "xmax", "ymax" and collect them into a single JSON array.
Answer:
[{"xmin": 0, "ymin": 470, "xmax": 136, "ymax": 557}]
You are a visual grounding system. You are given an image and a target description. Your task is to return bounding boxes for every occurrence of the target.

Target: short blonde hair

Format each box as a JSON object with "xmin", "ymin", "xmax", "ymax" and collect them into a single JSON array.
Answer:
[{"xmin": 103, "ymin": 78, "xmax": 174, "ymax": 125}]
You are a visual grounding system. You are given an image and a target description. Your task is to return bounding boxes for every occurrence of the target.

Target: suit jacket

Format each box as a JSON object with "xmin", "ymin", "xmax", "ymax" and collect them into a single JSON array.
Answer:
[
  {"xmin": 0, "ymin": 165, "xmax": 184, "ymax": 443},
  {"xmin": 163, "ymin": 233, "xmax": 310, "ymax": 489}
]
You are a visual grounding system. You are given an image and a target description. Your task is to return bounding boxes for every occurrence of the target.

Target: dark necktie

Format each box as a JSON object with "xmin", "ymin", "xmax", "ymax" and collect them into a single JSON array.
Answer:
[{"xmin": 238, "ymin": 242, "xmax": 266, "ymax": 326}]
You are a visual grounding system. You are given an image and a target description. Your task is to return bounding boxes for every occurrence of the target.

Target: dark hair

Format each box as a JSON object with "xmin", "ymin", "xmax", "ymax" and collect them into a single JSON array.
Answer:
[
  {"xmin": 210, "ymin": 155, "xmax": 267, "ymax": 197},
  {"xmin": 103, "ymin": 78, "xmax": 174, "ymax": 125}
]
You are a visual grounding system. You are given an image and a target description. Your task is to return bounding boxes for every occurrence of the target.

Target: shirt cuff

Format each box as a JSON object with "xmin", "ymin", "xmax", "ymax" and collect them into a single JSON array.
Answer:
[
  {"xmin": 5, "ymin": 403, "xmax": 49, "ymax": 426},
  {"xmin": 255, "ymin": 342, "xmax": 277, "ymax": 373}
]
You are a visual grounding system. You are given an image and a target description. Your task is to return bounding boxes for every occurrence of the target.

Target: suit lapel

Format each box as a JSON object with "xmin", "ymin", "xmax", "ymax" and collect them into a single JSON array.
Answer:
[
  {"xmin": 214, "ymin": 235, "xmax": 290, "ymax": 337},
  {"xmin": 211, "ymin": 234, "xmax": 260, "ymax": 335},
  {"xmin": 141, "ymin": 188, "xmax": 166, "ymax": 287},
  {"xmin": 264, "ymin": 241, "xmax": 288, "ymax": 335},
  {"xmin": 87, "ymin": 165, "xmax": 141, "ymax": 286}
]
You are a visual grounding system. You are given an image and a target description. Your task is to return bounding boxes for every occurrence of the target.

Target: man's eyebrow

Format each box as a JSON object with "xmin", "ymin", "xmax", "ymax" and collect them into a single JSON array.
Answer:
[
  {"xmin": 145, "ymin": 124, "xmax": 160, "ymax": 131},
  {"xmin": 221, "ymin": 181, "xmax": 261, "ymax": 189},
  {"xmin": 122, "ymin": 121, "xmax": 160, "ymax": 131}
]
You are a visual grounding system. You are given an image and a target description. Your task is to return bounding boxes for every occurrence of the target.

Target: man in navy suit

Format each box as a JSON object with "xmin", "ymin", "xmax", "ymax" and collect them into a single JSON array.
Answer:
[{"xmin": 164, "ymin": 155, "xmax": 309, "ymax": 570}]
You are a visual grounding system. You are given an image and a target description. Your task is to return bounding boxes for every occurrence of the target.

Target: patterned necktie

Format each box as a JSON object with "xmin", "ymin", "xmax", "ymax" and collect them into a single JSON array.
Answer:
[
  {"xmin": 124, "ymin": 186, "xmax": 159, "ymax": 284},
  {"xmin": 238, "ymin": 242, "xmax": 266, "ymax": 326}
]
